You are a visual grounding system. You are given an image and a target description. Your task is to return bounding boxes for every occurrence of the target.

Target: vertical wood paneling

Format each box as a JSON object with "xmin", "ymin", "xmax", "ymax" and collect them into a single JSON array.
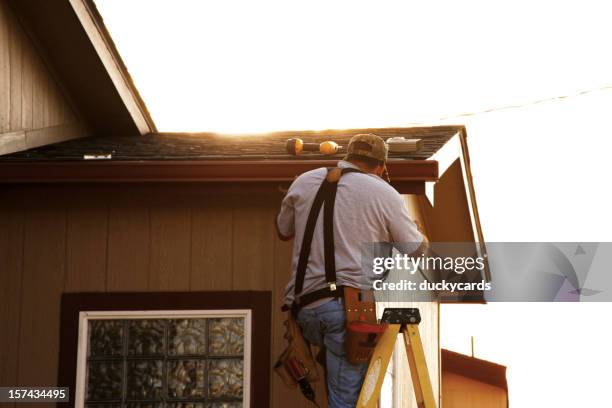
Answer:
[
  {"xmin": 17, "ymin": 207, "xmax": 66, "ymax": 389},
  {"xmin": 0, "ymin": 207, "xmax": 24, "ymax": 401},
  {"xmin": 232, "ymin": 196, "xmax": 275, "ymax": 290},
  {"xmin": 31, "ymin": 54, "xmax": 43, "ymax": 130},
  {"xmin": 63, "ymin": 102, "xmax": 77, "ymax": 126},
  {"xmin": 20, "ymin": 31, "xmax": 33, "ymax": 130},
  {"xmin": 41, "ymin": 74, "xmax": 49, "ymax": 127},
  {"xmin": 0, "ymin": 1, "xmax": 78, "ymax": 138},
  {"xmin": 8, "ymin": 15, "xmax": 22, "ymax": 131},
  {"xmin": 191, "ymin": 196, "xmax": 233, "ymax": 290},
  {"xmin": 0, "ymin": 1, "xmax": 10, "ymax": 132},
  {"xmin": 272, "ymin": 238, "xmax": 292, "ymax": 312},
  {"xmin": 48, "ymin": 78, "xmax": 58, "ymax": 126},
  {"xmin": 53, "ymin": 80, "xmax": 64, "ymax": 126},
  {"xmin": 107, "ymin": 206, "xmax": 150, "ymax": 291},
  {"xmin": 149, "ymin": 206, "xmax": 191, "ymax": 291},
  {"xmin": 65, "ymin": 206, "xmax": 109, "ymax": 292},
  {"xmin": 44, "ymin": 75, "xmax": 54, "ymax": 127}
]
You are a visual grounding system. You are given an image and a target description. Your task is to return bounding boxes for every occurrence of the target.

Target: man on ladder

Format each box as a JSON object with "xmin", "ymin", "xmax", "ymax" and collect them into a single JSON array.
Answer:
[{"xmin": 277, "ymin": 134, "xmax": 426, "ymax": 407}]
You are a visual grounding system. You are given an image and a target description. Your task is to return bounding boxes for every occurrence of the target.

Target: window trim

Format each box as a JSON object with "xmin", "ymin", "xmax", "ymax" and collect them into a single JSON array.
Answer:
[
  {"xmin": 58, "ymin": 291, "xmax": 271, "ymax": 408},
  {"xmin": 75, "ymin": 309, "xmax": 252, "ymax": 407}
]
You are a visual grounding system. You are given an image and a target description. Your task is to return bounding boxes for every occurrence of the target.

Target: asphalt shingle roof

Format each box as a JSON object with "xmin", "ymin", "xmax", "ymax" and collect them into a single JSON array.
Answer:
[{"xmin": 0, "ymin": 126, "xmax": 463, "ymax": 162}]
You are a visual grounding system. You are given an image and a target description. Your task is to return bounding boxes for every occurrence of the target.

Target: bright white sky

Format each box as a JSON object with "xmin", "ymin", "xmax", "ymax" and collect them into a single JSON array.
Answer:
[
  {"xmin": 95, "ymin": 1, "xmax": 612, "ymax": 406},
  {"xmin": 95, "ymin": 0, "xmax": 611, "ymax": 133}
]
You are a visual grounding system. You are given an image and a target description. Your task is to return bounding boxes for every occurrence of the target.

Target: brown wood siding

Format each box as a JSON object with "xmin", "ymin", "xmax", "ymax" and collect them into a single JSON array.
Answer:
[
  {"xmin": 190, "ymin": 196, "xmax": 234, "ymax": 290},
  {"xmin": 442, "ymin": 372, "xmax": 508, "ymax": 408},
  {"xmin": 65, "ymin": 204, "xmax": 109, "ymax": 291},
  {"xmin": 0, "ymin": 1, "xmax": 86, "ymax": 155},
  {"xmin": 0, "ymin": 185, "xmax": 440, "ymax": 407},
  {"xmin": 0, "ymin": 207, "xmax": 24, "ymax": 408},
  {"xmin": 18, "ymin": 206, "xmax": 67, "ymax": 405},
  {"xmin": 149, "ymin": 205, "xmax": 192, "ymax": 291},
  {"xmin": 106, "ymin": 204, "xmax": 151, "ymax": 291}
]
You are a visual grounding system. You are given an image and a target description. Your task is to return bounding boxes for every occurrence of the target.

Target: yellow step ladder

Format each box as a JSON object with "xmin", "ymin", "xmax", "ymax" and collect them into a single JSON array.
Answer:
[{"xmin": 357, "ymin": 308, "xmax": 437, "ymax": 408}]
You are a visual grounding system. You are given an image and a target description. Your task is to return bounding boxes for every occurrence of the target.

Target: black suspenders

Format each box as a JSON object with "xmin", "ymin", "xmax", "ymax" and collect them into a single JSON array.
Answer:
[{"xmin": 284, "ymin": 167, "xmax": 363, "ymax": 314}]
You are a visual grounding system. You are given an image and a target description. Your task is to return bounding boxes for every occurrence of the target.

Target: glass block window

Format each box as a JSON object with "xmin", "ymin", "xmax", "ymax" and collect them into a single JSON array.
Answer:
[{"xmin": 75, "ymin": 311, "xmax": 250, "ymax": 408}]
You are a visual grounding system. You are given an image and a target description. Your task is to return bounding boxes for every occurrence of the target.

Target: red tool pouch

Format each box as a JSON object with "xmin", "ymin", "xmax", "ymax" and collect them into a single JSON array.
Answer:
[
  {"xmin": 345, "ymin": 321, "xmax": 387, "ymax": 364},
  {"xmin": 343, "ymin": 287, "xmax": 385, "ymax": 364}
]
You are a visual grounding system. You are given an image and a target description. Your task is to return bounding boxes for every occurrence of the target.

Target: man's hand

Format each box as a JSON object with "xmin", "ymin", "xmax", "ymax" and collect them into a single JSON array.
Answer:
[{"xmin": 414, "ymin": 220, "xmax": 429, "ymax": 244}]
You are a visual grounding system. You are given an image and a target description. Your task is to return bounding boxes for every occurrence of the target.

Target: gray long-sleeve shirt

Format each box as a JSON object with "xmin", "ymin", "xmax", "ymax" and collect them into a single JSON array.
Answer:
[{"xmin": 277, "ymin": 161, "xmax": 423, "ymax": 306}]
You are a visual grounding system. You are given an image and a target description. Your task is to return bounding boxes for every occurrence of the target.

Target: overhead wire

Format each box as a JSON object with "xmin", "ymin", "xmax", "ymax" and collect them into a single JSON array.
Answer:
[{"xmin": 405, "ymin": 84, "xmax": 612, "ymax": 125}]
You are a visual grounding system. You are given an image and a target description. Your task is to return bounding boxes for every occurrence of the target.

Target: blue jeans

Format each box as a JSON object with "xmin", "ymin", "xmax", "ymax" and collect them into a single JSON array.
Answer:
[{"xmin": 296, "ymin": 299, "xmax": 369, "ymax": 408}]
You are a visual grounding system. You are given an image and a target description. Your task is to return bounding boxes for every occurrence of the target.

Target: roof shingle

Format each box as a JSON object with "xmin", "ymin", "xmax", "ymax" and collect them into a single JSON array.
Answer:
[{"xmin": 0, "ymin": 126, "xmax": 463, "ymax": 162}]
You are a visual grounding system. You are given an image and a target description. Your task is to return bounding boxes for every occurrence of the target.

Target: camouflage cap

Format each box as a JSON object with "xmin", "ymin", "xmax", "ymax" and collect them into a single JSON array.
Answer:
[{"xmin": 344, "ymin": 133, "xmax": 388, "ymax": 162}]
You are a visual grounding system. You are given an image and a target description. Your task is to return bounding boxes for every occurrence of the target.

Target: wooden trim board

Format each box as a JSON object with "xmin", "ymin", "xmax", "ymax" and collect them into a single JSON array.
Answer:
[
  {"xmin": 0, "ymin": 122, "xmax": 90, "ymax": 155},
  {"xmin": 68, "ymin": 0, "xmax": 155, "ymax": 134},
  {"xmin": 0, "ymin": 159, "xmax": 438, "ymax": 193}
]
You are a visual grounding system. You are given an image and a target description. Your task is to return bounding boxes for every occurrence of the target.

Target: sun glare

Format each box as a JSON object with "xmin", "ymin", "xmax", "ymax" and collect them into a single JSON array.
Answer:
[{"xmin": 94, "ymin": 0, "xmax": 612, "ymax": 133}]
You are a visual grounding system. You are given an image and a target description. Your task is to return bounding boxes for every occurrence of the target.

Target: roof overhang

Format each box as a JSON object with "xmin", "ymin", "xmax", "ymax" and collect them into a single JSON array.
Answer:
[
  {"xmin": 0, "ymin": 126, "xmax": 455, "ymax": 194},
  {"xmin": 0, "ymin": 159, "xmax": 437, "ymax": 194},
  {"xmin": 8, "ymin": 0, "xmax": 155, "ymax": 136}
]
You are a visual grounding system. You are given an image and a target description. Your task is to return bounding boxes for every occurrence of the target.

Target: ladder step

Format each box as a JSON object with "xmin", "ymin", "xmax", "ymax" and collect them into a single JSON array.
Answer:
[{"xmin": 380, "ymin": 308, "xmax": 421, "ymax": 324}]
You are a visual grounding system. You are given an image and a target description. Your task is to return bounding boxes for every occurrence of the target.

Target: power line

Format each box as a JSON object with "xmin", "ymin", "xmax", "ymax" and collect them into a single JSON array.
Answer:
[{"xmin": 406, "ymin": 84, "xmax": 612, "ymax": 125}]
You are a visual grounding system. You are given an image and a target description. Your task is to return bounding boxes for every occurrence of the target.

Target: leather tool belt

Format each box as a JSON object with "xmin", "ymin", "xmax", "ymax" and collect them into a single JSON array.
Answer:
[
  {"xmin": 343, "ymin": 286, "xmax": 386, "ymax": 364},
  {"xmin": 274, "ymin": 313, "xmax": 319, "ymax": 390}
]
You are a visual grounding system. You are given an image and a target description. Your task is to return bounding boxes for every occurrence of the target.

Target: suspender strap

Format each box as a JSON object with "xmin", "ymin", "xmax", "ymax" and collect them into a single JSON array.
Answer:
[
  {"xmin": 292, "ymin": 167, "xmax": 363, "ymax": 307},
  {"xmin": 293, "ymin": 174, "xmax": 331, "ymax": 295},
  {"xmin": 323, "ymin": 171, "xmax": 338, "ymax": 286}
]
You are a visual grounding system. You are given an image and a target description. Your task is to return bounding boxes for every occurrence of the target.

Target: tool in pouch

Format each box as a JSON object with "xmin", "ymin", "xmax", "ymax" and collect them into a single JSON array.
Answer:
[
  {"xmin": 274, "ymin": 313, "xmax": 319, "ymax": 404},
  {"xmin": 275, "ymin": 167, "xmax": 385, "ymax": 405}
]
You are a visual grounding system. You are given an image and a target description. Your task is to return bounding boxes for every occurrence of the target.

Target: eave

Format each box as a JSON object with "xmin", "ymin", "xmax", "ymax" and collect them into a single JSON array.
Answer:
[{"xmin": 0, "ymin": 159, "xmax": 437, "ymax": 195}]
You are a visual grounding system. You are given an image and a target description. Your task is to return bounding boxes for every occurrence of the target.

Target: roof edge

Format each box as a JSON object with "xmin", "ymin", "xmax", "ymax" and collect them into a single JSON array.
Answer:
[
  {"xmin": 0, "ymin": 159, "xmax": 437, "ymax": 191},
  {"xmin": 70, "ymin": 0, "xmax": 156, "ymax": 134}
]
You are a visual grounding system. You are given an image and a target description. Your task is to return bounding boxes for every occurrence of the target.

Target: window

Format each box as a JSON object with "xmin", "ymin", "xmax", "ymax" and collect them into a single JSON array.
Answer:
[{"xmin": 75, "ymin": 310, "xmax": 251, "ymax": 408}]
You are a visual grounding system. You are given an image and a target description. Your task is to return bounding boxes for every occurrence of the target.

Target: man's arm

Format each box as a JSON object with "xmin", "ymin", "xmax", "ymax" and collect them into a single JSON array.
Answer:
[
  {"xmin": 387, "ymin": 194, "xmax": 425, "ymax": 255},
  {"xmin": 276, "ymin": 217, "xmax": 294, "ymax": 241},
  {"xmin": 276, "ymin": 189, "xmax": 295, "ymax": 241}
]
